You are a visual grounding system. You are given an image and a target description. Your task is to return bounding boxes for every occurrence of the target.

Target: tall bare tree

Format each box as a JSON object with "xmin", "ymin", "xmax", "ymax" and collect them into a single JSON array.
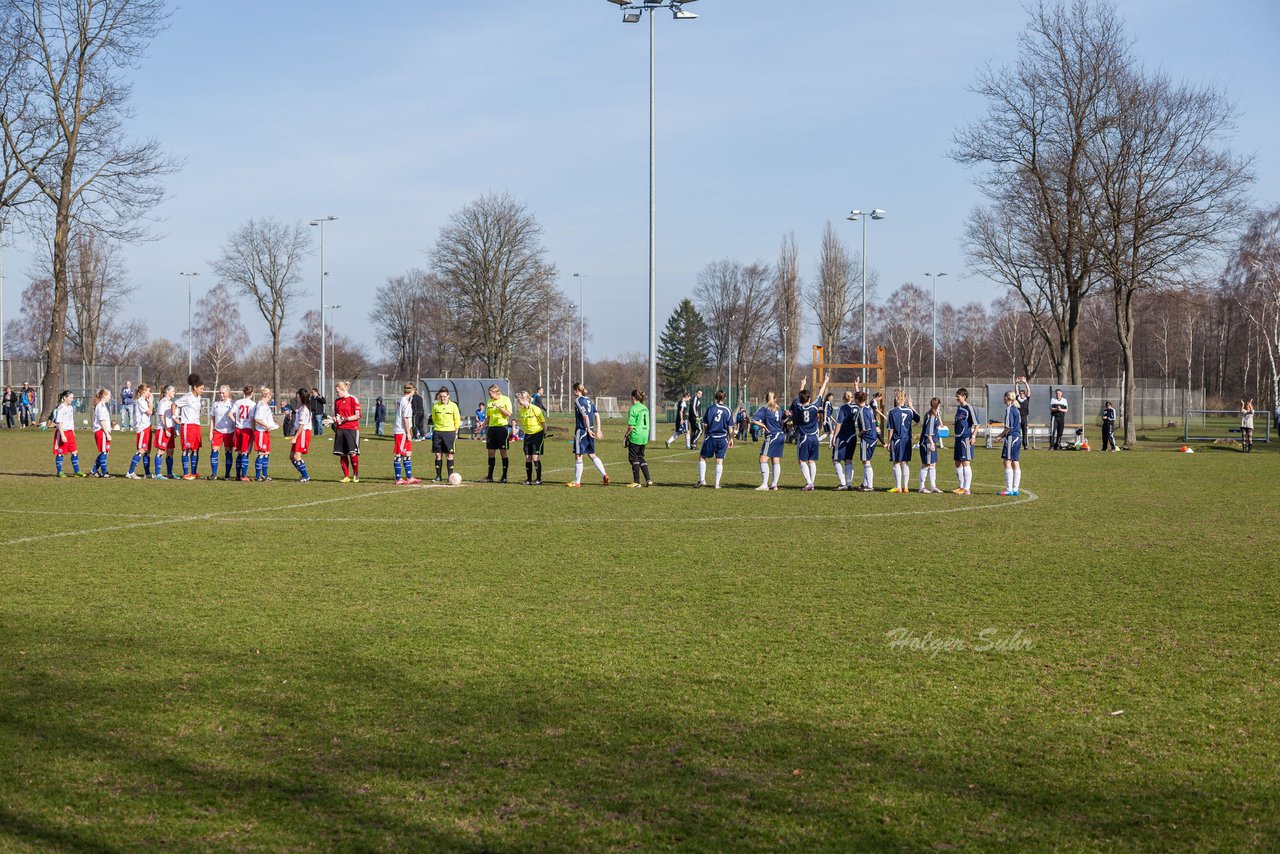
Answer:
[
  {"xmin": 1226, "ymin": 207, "xmax": 1280, "ymax": 406},
  {"xmin": 191, "ymin": 282, "xmax": 248, "ymax": 390},
  {"xmin": 808, "ymin": 221, "xmax": 853, "ymax": 360},
  {"xmin": 1088, "ymin": 69, "xmax": 1253, "ymax": 445},
  {"xmin": 211, "ymin": 217, "xmax": 312, "ymax": 396},
  {"xmin": 731, "ymin": 261, "xmax": 773, "ymax": 399},
  {"xmin": 774, "ymin": 232, "xmax": 801, "ymax": 389},
  {"xmin": 65, "ymin": 230, "xmax": 132, "ymax": 365},
  {"xmin": 429, "ymin": 193, "xmax": 558, "ymax": 378},
  {"xmin": 693, "ymin": 258, "xmax": 740, "ymax": 387},
  {"xmin": 0, "ymin": 0, "xmax": 175, "ymax": 416},
  {"xmin": 955, "ymin": 0, "xmax": 1129, "ymax": 383}
]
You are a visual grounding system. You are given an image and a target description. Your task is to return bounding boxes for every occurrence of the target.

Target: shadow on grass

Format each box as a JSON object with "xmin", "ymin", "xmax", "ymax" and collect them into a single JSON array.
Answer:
[{"xmin": 0, "ymin": 638, "xmax": 1270, "ymax": 851}]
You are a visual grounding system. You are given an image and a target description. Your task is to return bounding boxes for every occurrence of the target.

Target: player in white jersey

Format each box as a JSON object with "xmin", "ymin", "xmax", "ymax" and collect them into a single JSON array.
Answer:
[
  {"xmin": 90, "ymin": 388, "xmax": 114, "ymax": 477},
  {"xmin": 393, "ymin": 384, "xmax": 420, "ymax": 484},
  {"xmin": 288, "ymin": 387, "xmax": 313, "ymax": 482},
  {"xmin": 232, "ymin": 385, "xmax": 257, "ymax": 481},
  {"xmin": 126, "ymin": 383, "xmax": 154, "ymax": 479},
  {"xmin": 208, "ymin": 384, "xmax": 236, "ymax": 480},
  {"xmin": 174, "ymin": 373, "xmax": 206, "ymax": 479},
  {"xmin": 154, "ymin": 385, "xmax": 177, "ymax": 479},
  {"xmin": 51, "ymin": 390, "xmax": 84, "ymax": 476},
  {"xmin": 252, "ymin": 386, "xmax": 278, "ymax": 481}
]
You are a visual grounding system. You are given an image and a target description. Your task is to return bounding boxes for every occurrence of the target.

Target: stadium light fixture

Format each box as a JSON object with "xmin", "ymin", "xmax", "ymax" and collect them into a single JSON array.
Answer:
[
  {"xmin": 845, "ymin": 208, "xmax": 887, "ymax": 381},
  {"xmin": 600, "ymin": 0, "xmax": 700, "ymax": 440}
]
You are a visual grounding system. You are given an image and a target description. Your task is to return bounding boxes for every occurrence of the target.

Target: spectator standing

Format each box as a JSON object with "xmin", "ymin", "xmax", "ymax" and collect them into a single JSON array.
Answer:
[
  {"xmin": 1100, "ymin": 401, "xmax": 1118, "ymax": 452},
  {"xmin": 688, "ymin": 390, "xmax": 704, "ymax": 448},
  {"xmin": 310, "ymin": 387, "xmax": 326, "ymax": 436},
  {"xmin": 1240, "ymin": 399, "xmax": 1255, "ymax": 453},
  {"xmin": 2, "ymin": 386, "xmax": 14, "ymax": 429},
  {"xmin": 20, "ymin": 382, "xmax": 34, "ymax": 427},
  {"xmin": 119, "ymin": 381, "xmax": 134, "ymax": 430},
  {"xmin": 373, "ymin": 396, "xmax": 386, "ymax": 435},
  {"xmin": 532, "ymin": 386, "xmax": 546, "ymax": 413},
  {"xmin": 1049, "ymin": 389, "xmax": 1068, "ymax": 450}
]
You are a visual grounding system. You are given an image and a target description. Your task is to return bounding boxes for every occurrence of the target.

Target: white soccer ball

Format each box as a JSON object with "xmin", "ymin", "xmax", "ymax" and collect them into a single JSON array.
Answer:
[{"xmin": 447, "ymin": 472, "xmax": 462, "ymax": 486}]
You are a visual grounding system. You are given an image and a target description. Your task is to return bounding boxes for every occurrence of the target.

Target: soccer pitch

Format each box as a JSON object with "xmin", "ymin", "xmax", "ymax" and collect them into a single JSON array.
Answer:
[{"xmin": 1, "ymin": 425, "xmax": 1277, "ymax": 851}]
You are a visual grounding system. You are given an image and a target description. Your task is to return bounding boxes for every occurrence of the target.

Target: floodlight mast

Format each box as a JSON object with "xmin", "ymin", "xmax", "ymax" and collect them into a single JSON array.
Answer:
[{"xmin": 605, "ymin": 0, "xmax": 698, "ymax": 439}]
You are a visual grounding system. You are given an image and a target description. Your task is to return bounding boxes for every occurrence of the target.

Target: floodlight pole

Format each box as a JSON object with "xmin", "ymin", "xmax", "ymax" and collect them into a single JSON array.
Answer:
[
  {"xmin": 924, "ymin": 272, "xmax": 946, "ymax": 401},
  {"xmin": 609, "ymin": 0, "xmax": 698, "ymax": 438},
  {"xmin": 846, "ymin": 209, "xmax": 886, "ymax": 382},
  {"xmin": 310, "ymin": 216, "xmax": 337, "ymax": 399},
  {"xmin": 179, "ymin": 272, "xmax": 200, "ymax": 376}
]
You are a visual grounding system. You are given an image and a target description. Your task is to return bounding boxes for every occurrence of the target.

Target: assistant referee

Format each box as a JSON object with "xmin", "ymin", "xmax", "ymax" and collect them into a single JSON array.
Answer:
[
  {"xmin": 483, "ymin": 383, "xmax": 513, "ymax": 483},
  {"xmin": 430, "ymin": 386, "xmax": 461, "ymax": 482}
]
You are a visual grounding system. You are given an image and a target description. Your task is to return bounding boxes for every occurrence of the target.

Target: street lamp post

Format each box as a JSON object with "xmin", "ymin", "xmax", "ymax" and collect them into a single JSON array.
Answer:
[
  {"xmin": 179, "ymin": 272, "xmax": 201, "ymax": 376},
  {"xmin": 573, "ymin": 273, "xmax": 586, "ymax": 386},
  {"xmin": 309, "ymin": 216, "xmax": 338, "ymax": 398},
  {"xmin": 846, "ymin": 208, "xmax": 886, "ymax": 381},
  {"xmin": 325, "ymin": 305, "xmax": 341, "ymax": 395},
  {"xmin": 566, "ymin": 303, "xmax": 576, "ymax": 403},
  {"xmin": 924, "ymin": 272, "xmax": 947, "ymax": 401},
  {"xmin": 605, "ymin": 0, "xmax": 699, "ymax": 438}
]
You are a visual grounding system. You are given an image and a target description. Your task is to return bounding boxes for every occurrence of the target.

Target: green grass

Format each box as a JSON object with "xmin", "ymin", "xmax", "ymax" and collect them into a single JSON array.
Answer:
[{"xmin": 1, "ymin": 423, "xmax": 1277, "ymax": 851}]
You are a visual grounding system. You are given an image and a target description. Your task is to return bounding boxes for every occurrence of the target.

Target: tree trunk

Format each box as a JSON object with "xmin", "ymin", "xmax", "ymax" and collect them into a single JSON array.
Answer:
[
  {"xmin": 1115, "ymin": 288, "xmax": 1138, "ymax": 447},
  {"xmin": 41, "ymin": 209, "xmax": 73, "ymax": 417},
  {"xmin": 271, "ymin": 332, "xmax": 281, "ymax": 402}
]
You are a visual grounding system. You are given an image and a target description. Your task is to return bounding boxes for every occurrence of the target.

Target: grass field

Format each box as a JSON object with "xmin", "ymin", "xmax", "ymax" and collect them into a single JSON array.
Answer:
[{"xmin": 1, "ymin": 421, "xmax": 1277, "ymax": 851}]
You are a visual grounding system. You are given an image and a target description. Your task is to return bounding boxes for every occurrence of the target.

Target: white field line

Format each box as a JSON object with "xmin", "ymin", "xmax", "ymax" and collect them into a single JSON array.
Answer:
[{"xmin": 0, "ymin": 485, "xmax": 426, "ymax": 547}]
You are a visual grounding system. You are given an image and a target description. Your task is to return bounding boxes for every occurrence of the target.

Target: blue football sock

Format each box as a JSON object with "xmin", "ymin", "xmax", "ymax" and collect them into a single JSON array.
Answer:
[
  {"xmin": 209, "ymin": 450, "xmax": 219, "ymax": 476},
  {"xmin": 393, "ymin": 458, "xmax": 403, "ymax": 480},
  {"xmin": 154, "ymin": 453, "xmax": 161, "ymax": 474},
  {"xmin": 190, "ymin": 451, "xmax": 199, "ymax": 476},
  {"xmin": 404, "ymin": 458, "xmax": 413, "ymax": 479},
  {"xmin": 128, "ymin": 453, "xmax": 139, "ymax": 475},
  {"xmin": 55, "ymin": 454, "xmax": 63, "ymax": 474},
  {"xmin": 299, "ymin": 460, "xmax": 308, "ymax": 479},
  {"xmin": 181, "ymin": 451, "xmax": 190, "ymax": 476},
  {"xmin": 97, "ymin": 453, "xmax": 107, "ymax": 474},
  {"xmin": 70, "ymin": 453, "xmax": 80, "ymax": 474},
  {"xmin": 166, "ymin": 455, "xmax": 174, "ymax": 477},
  {"xmin": 261, "ymin": 456, "xmax": 269, "ymax": 478}
]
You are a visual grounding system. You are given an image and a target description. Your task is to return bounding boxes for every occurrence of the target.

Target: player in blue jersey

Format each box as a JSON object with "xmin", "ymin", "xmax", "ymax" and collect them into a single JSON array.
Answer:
[
  {"xmin": 695, "ymin": 390, "xmax": 734, "ymax": 488},
  {"xmin": 917, "ymin": 396, "xmax": 943, "ymax": 493},
  {"xmin": 886, "ymin": 390, "xmax": 921, "ymax": 493},
  {"xmin": 789, "ymin": 374, "xmax": 830, "ymax": 491},
  {"xmin": 852, "ymin": 390, "xmax": 879, "ymax": 492},
  {"xmin": 567, "ymin": 382, "xmax": 610, "ymax": 487},
  {"xmin": 751, "ymin": 392, "xmax": 786, "ymax": 491},
  {"xmin": 831, "ymin": 390, "xmax": 860, "ymax": 490},
  {"xmin": 998, "ymin": 390, "xmax": 1023, "ymax": 495},
  {"xmin": 952, "ymin": 387, "xmax": 979, "ymax": 495}
]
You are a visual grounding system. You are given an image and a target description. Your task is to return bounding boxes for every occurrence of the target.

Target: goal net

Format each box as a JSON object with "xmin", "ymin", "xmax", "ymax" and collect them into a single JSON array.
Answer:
[{"xmin": 1182, "ymin": 409, "xmax": 1272, "ymax": 443}]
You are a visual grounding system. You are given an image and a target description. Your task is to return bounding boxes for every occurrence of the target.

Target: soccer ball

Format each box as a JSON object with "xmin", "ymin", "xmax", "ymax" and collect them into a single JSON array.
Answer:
[{"xmin": 447, "ymin": 472, "xmax": 462, "ymax": 486}]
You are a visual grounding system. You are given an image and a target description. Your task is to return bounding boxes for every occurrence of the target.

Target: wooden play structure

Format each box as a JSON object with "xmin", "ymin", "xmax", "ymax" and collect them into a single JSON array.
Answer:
[{"xmin": 811, "ymin": 345, "xmax": 886, "ymax": 399}]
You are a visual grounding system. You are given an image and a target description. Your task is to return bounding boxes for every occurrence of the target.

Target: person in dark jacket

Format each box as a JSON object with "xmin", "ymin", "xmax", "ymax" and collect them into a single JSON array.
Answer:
[
  {"xmin": 411, "ymin": 390, "xmax": 426, "ymax": 440},
  {"xmin": 1100, "ymin": 401, "xmax": 1117, "ymax": 452},
  {"xmin": 310, "ymin": 388, "xmax": 327, "ymax": 435},
  {"xmin": 373, "ymin": 396, "xmax": 386, "ymax": 435}
]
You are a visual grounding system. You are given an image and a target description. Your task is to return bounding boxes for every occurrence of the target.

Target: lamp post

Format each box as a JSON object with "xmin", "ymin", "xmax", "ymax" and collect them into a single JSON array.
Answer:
[
  {"xmin": 605, "ymin": 0, "xmax": 699, "ymax": 438},
  {"xmin": 0, "ymin": 217, "xmax": 6, "ymax": 390},
  {"xmin": 924, "ymin": 272, "xmax": 947, "ymax": 401},
  {"xmin": 179, "ymin": 272, "xmax": 200, "ymax": 375},
  {"xmin": 325, "ymin": 305, "xmax": 341, "ymax": 395},
  {"xmin": 309, "ymin": 216, "xmax": 338, "ymax": 398},
  {"xmin": 845, "ymin": 208, "xmax": 886, "ymax": 381},
  {"xmin": 566, "ymin": 303, "xmax": 576, "ymax": 403},
  {"xmin": 572, "ymin": 273, "xmax": 586, "ymax": 386}
]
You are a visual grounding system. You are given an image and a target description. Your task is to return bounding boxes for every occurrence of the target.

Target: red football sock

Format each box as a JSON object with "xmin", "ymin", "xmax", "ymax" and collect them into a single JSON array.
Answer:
[
  {"xmin": 352, "ymin": 456, "xmax": 360, "ymax": 476},
  {"xmin": 340, "ymin": 458, "xmax": 350, "ymax": 477}
]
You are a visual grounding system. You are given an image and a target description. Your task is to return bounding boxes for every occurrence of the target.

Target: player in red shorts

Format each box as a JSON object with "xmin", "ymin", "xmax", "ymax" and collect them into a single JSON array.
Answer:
[
  {"xmin": 207, "ymin": 384, "xmax": 236, "ymax": 480},
  {"xmin": 331, "ymin": 380, "xmax": 362, "ymax": 482},
  {"xmin": 393, "ymin": 383, "xmax": 420, "ymax": 484},
  {"xmin": 252, "ymin": 386, "xmax": 278, "ymax": 481},
  {"xmin": 51, "ymin": 389, "xmax": 84, "ymax": 477},
  {"xmin": 153, "ymin": 384, "xmax": 176, "ymax": 479},
  {"xmin": 175, "ymin": 373, "xmax": 205, "ymax": 479},
  {"xmin": 289, "ymin": 387, "xmax": 313, "ymax": 482},
  {"xmin": 126, "ymin": 383, "xmax": 153, "ymax": 479},
  {"xmin": 232, "ymin": 385, "xmax": 256, "ymax": 481}
]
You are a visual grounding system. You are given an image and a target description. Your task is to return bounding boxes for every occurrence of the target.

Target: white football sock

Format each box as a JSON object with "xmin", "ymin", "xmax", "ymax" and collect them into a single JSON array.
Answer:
[
  {"xmin": 843, "ymin": 461, "xmax": 854, "ymax": 485},
  {"xmin": 801, "ymin": 462, "xmax": 813, "ymax": 486},
  {"xmin": 1005, "ymin": 468, "xmax": 1013, "ymax": 490},
  {"xmin": 714, "ymin": 461, "xmax": 723, "ymax": 487},
  {"xmin": 771, "ymin": 461, "xmax": 781, "ymax": 487},
  {"xmin": 1013, "ymin": 468, "xmax": 1022, "ymax": 490},
  {"xmin": 834, "ymin": 461, "xmax": 847, "ymax": 487},
  {"xmin": 759, "ymin": 461, "xmax": 769, "ymax": 487},
  {"xmin": 574, "ymin": 460, "xmax": 584, "ymax": 483},
  {"xmin": 592, "ymin": 456, "xmax": 607, "ymax": 477},
  {"xmin": 928, "ymin": 467, "xmax": 937, "ymax": 489},
  {"xmin": 698, "ymin": 458, "xmax": 707, "ymax": 482},
  {"xmin": 919, "ymin": 467, "xmax": 927, "ymax": 490}
]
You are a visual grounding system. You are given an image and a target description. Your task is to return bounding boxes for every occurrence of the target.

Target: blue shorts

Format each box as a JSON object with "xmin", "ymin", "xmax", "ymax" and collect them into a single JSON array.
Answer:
[
  {"xmin": 832, "ymin": 436, "xmax": 856, "ymax": 462},
  {"xmin": 701, "ymin": 435, "xmax": 728, "ymax": 460},
  {"xmin": 760, "ymin": 433, "xmax": 785, "ymax": 459},
  {"xmin": 573, "ymin": 429, "xmax": 595, "ymax": 457},
  {"xmin": 859, "ymin": 438, "xmax": 877, "ymax": 462},
  {"xmin": 1002, "ymin": 434, "xmax": 1022, "ymax": 462},
  {"xmin": 797, "ymin": 433, "xmax": 820, "ymax": 462},
  {"xmin": 889, "ymin": 437, "xmax": 913, "ymax": 463},
  {"xmin": 954, "ymin": 438, "xmax": 974, "ymax": 462},
  {"xmin": 918, "ymin": 443, "xmax": 938, "ymax": 466}
]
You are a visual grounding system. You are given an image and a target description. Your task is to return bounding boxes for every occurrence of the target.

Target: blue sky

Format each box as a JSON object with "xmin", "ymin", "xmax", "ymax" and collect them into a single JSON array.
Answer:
[{"xmin": 3, "ymin": 0, "xmax": 1278, "ymax": 362}]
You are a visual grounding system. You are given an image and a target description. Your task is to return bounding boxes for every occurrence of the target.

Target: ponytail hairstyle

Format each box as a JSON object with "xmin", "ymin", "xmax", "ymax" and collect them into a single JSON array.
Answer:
[
  {"xmin": 894, "ymin": 388, "xmax": 905, "ymax": 406},
  {"xmin": 929, "ymin": 396, "xmax": 941, "ymax": 417},
  {"xmin": 854, "ymin": 390, "xmax": 868, "ymax": 405},
  {"xmin": 58, "ymin": 389, "xmax": 73, "ymax": 406},
  {"xmin": 162, "ymin": 384, "xmax": 175, "ymax": 398},
  {"xmin": 765, "ymin": 391, "xmax": 778, "ymax": 412},
  {"xmin": 93, "ymin": 388, "xmax": 110, "ymax": 406},
  {"xmin": 572, "ymin": 382, "xmax": 585, "ymax": 395},
  {"xmin": 242, "ymin": 385, "xmax": 254, "ymax": 398},
  {"xmin": 632, "ymin": 388, "xmax": 646, "ymax": 404},
  {"xmin": 297, "ymin": 387, "xmax": 311, "ymax": 409},
  {"xmin": 138, "ymin": 382, "xmax": 151, "ymax": 399}
]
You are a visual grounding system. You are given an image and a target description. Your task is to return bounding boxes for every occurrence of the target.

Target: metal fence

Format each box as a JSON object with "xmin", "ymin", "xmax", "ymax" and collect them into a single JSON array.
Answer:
[{"xmin": 0, "ymin": 359, "xmax": 144, "ymax": 417}]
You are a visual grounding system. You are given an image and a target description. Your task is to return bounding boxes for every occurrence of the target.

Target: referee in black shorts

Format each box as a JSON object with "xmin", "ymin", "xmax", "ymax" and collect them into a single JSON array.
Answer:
[{"xmin": 483, "ymin": 383, "xmax": 513, "ymax": 483}]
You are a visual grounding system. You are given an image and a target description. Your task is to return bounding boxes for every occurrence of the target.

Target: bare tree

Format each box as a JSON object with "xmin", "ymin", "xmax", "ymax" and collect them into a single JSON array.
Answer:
[
  {"xmin": 808, "ymin": 221, "xmax": 853, "ymax": 360},
  {"xmin": 65, "ymin": 230, "xmax": 132, "ymax": 365},
  {"xmin": 732, "ymin": 260, "xmax": 773, "ymax": 399},
  {"xmin": 774, "ymin": 232, "xmax": 801, "ymax": 388},
  {"xmin": 4, "ymin": 273, "xmax": 50, "ymax": 358},
  {"xmin": 0, "ymin": 0, "xmax": 176, "ymax": 417},
  {"xmin": 879, "ymin": 283, "xmax": 931, "ymax": 384},
  {"xmin": 954, "ymin": 0, "xmax": 1129, "ymax": 383},
  {"xmin": 191, "ymin": 282, "xmax": 248, "ymax": 390},
  {"xmin": 694, "ymin": 258, "xmax": 740, "ymax": 387},
  {"xmin": 211, "ymin": 217, "xmax": 312, "ymax": 396},
  {"xmin": 1088, "ymin": 69, "xmax": 1253, "ymax": 444},
  {"xmin": 1226, "ymin": 207, "xmax": 1280, "ymax": 405},
  {"xmin": 429, "ymin": 193, "xmax": 558, "ymax": 378}
]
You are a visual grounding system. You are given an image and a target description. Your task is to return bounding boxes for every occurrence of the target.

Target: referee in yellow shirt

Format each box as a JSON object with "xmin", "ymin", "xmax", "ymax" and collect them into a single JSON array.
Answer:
[
  {"xmin": 516, "ymin": 391, "xmax": 547, "ymax": 485},
  {"xmin": 430, "ymin": 386, "xmax": 461, "ymax": 482},
  {"xmin": 483, "ymin": 383, "xmax": 513, "ymax": 483}
]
